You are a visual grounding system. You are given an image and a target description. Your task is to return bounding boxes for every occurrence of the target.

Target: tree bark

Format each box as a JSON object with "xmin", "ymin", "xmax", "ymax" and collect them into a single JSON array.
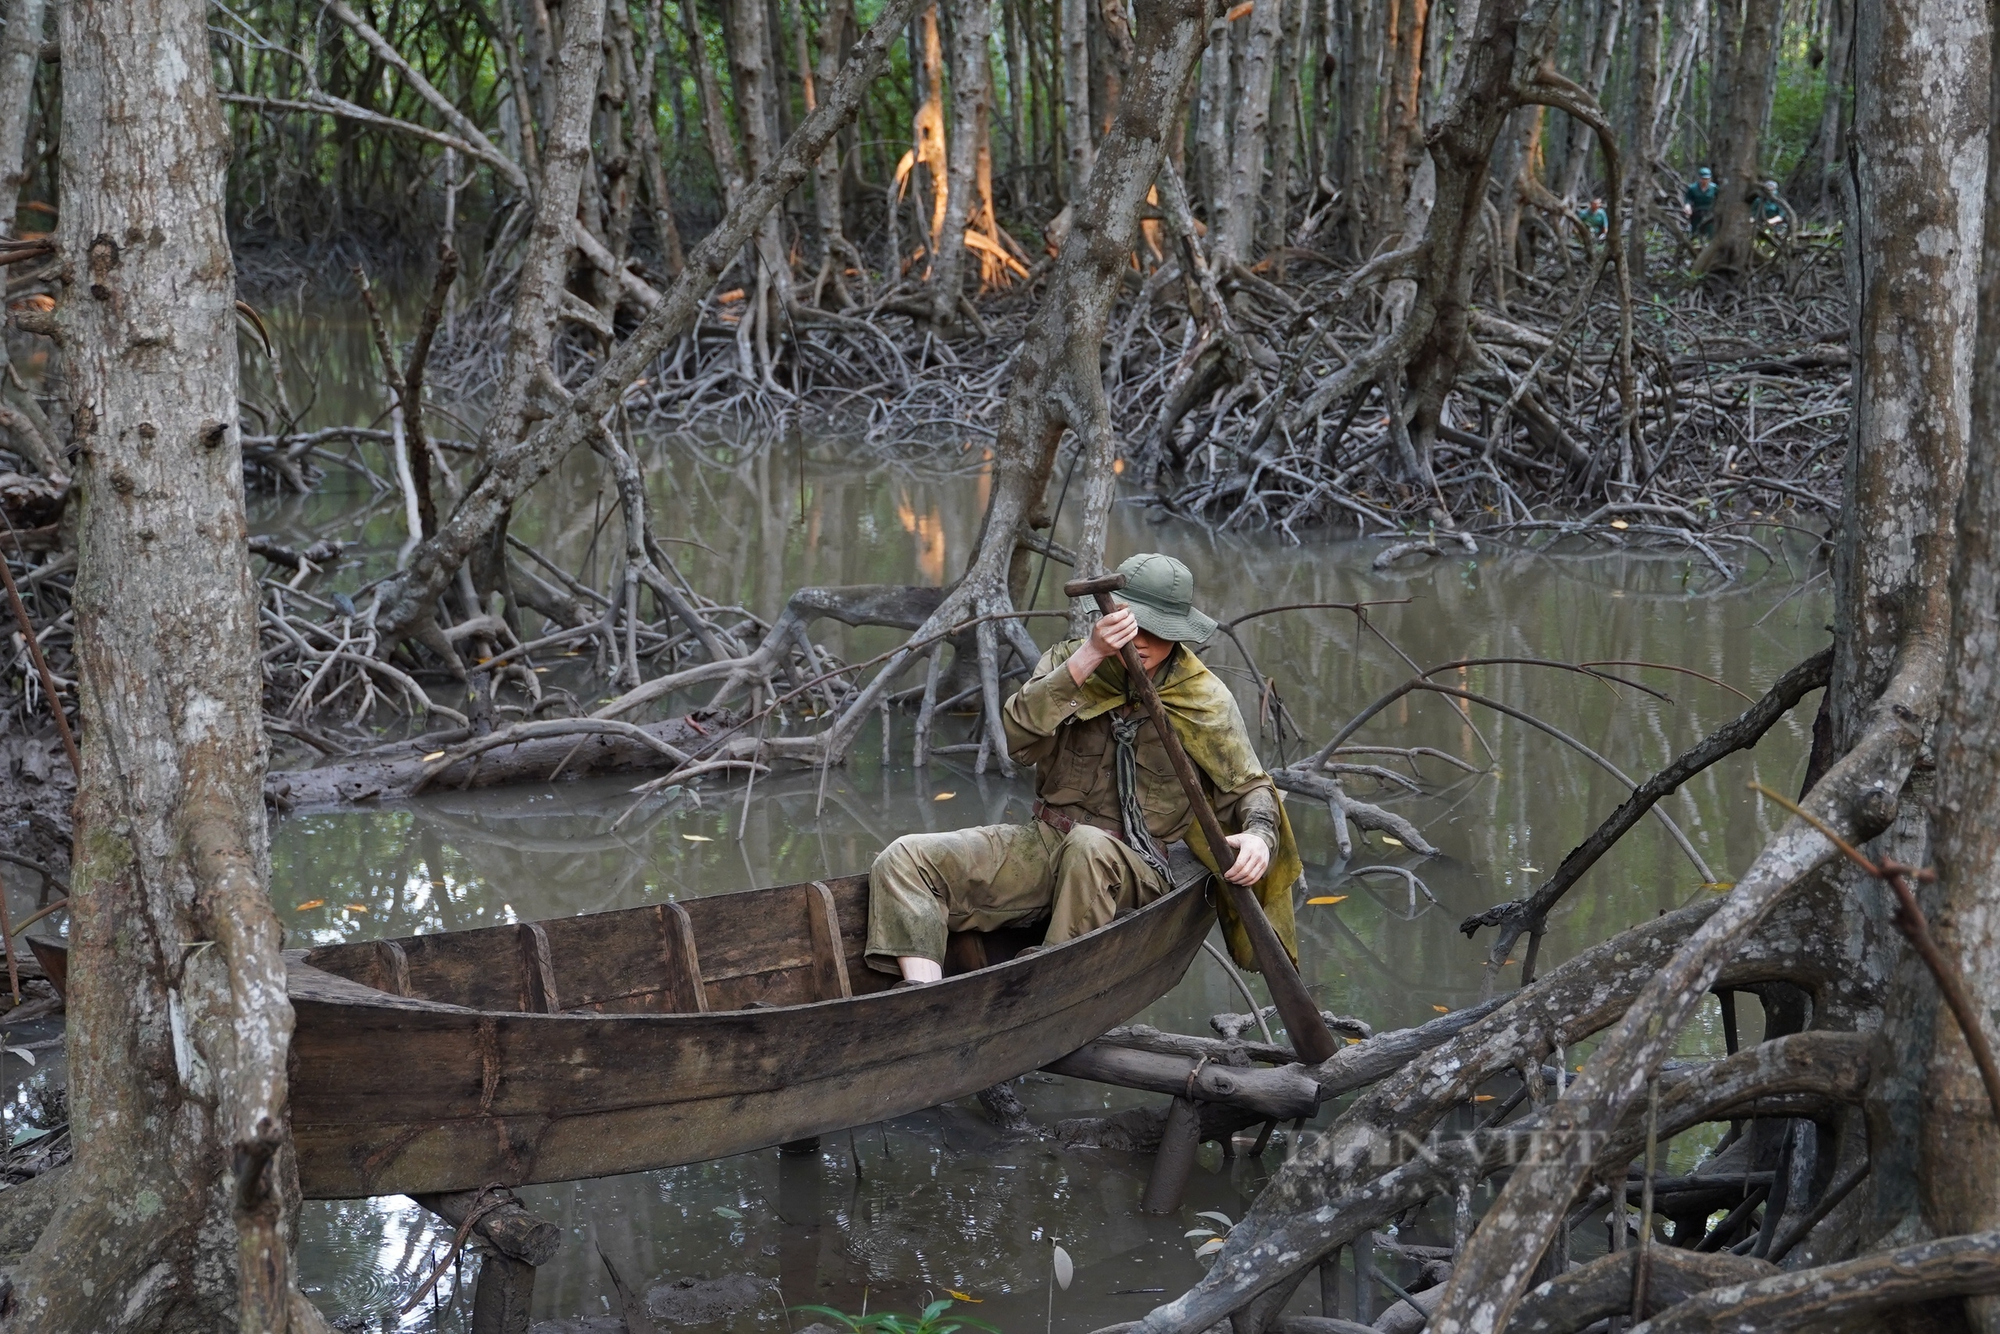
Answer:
[
  {"xmin": 1694, "ymin": 0, "xmax": 1780, "ymax": 275},
  {"xmin": 0, "ymin": 0, "xmax": 43, "ymax": 240},
  {"xmin": 5, "ymin": 1, "xmax": 320, "ymax": 1328},
  {"xmin": 1624, "ymin": 0, "xmax": 1662, "ymax": 278},
  {"xmin": 1214, "ymin": 0, "xmax": 1286, "ymax": 265},
  {"xmin": 1926, "ymin": 7, "xmax": 2000, "ymax": 1325},
  {"xmin": 1062, "ymin": 0, "xmax": 1096, "ymax": 195},
  {"xmin": 485, "ymin": 0, "xmax": 607, "ymax": 457},
  {"xmin": 1378, "ymin": 0, "xmax": 1426, "ymax": 229},
  {"xmin": 931, "ymin": 0, "xmax": 995, "ymax": 324}
]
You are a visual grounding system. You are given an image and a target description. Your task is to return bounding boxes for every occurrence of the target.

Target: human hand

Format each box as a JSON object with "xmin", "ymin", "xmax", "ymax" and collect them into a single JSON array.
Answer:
[
  {"xmin": 1222, "ymin": 831, "xmax": 1271, "ymax": 885},
  {"xmin": 1069, "ymin": 603, "xmax": 1140, "ymax": 684}
]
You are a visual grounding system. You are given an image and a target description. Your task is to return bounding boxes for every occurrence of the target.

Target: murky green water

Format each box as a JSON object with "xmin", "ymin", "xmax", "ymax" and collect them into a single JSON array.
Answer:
[{"xmin": 243, "ymin": 433, "xmax": 1827, "ymax": 1331}]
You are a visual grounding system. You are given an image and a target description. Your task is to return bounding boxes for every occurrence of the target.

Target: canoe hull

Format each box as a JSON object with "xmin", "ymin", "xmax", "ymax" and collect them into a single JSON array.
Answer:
[{"xmin": 288, "ymin": 878, "xmax": 1210, "ymax": 1198}]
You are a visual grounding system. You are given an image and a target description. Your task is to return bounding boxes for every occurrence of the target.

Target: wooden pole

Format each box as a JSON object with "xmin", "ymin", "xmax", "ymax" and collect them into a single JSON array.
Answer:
[
  {"xmin": 1064, "ymin": 573, "xmax": 1339, "ymax": 1063},
  {"xmin": 1141, "ymin": 1095, "xmax": 1202, "ymax": 1214}
]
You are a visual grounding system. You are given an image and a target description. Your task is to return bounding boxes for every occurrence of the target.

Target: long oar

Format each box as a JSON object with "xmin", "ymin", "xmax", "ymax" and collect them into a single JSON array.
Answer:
[{"xmin": 1065, "ymin": 573, "xmax": 1338, "ymax": 1063}]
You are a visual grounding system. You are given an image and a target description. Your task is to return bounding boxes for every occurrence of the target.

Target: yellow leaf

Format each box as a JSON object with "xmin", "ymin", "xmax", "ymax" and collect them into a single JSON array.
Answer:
[
  {"xmin": 1519, "ymin": 864, "xmax": 1540, "ymax": 873},
  {"xmin": 1380, "ymin": 836, "xmax": 1404, "ymax": 847},
  {"xmin": 1473, "ymin": 1095, "xmax": 1495, "ymax": 1102},
  {"xmin": 1702, "ymin": 881, "xmax": 1735, "ymax": 891},
  {"xmin": 1609, "ymin": 519, "xmax": 1630, "ymax": 530},
  {"xmin": 945, "ymin": 1291, "xmax": 983, "ymax": 1303},
  {"xmin": 344, "ymin": 904, "xmax": 369, "ymax": 913},
  {"xmin": 534, "ymin": 667, "xmax": 549, "ymax": 674},
  {"xmin": 423, "ymin": 751, "xmax": 447, "ymax": 762},
  {"xmin": 1503, "ymin": 958, "xmax": 1517, "ymax": 966},
  {"xmin": 294, "ymin": 900, "xmax": 324, "ymax": 911},
  {"xmin": 934, "ymin": 791, "xmax": 956, "ymax": 801},
  {"xmin": 1306, "ymin": 895, "xmax": 1348, "ymax": 905},
  {"xmin": 682, "ymin": 834, "xmax": 713, "ymax": 842},
  {"xmin": 1432, "ymin": 1004, "xmax": 1450, "ymax": 1013},
  {"xmin": 1344, "ymin": 1036, "xmax": 1363, "ymax": 1045}
]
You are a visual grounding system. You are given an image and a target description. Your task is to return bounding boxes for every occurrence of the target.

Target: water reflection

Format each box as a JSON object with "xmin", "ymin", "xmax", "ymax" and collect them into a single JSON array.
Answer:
[{"xmin": 269, "ymin": 440, "xmax": 1829, "ymax": 1330}]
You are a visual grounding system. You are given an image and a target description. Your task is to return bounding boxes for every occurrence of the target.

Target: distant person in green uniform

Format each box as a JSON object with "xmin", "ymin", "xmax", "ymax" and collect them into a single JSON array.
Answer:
[
  {"xmin": 1685, "ymin": 167, "xmax": 1718, "ymax": 239},
  {"xmin": 1577, "ymin": 196, "xmax": 1608, "ymax": 241},
  {"xmin": 1757, "ymin": 179, "xmax": 1787, "ymax": 234},
  {"xmin": 865, "ymin": 553, "xmax": 1301, "ymax": 985}
]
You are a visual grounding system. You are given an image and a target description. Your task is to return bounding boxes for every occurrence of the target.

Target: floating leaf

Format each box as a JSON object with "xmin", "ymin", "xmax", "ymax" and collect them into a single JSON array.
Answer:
[
  {"xmin": 344, "ymin": 904, "xmax": 369, "ymax": 913},
  {"xmin": 944, "ymin": 1291, "xmax": 982, "ymax": 1304},
  {"xmin": 1432, "ymin": 1004, "xmax": 1450, "ymax": 1013},
  {"xmin": 1052, "ymin": 1244, "xmax": 1073, "ymax": 1291},
  {"xmin": 1472, "ymin": 1094, "xmax": 1495, "ymax": 1102},
  {"xmin": 1344, "ymin": 1036, "xmax": 1364, "ymax": 1045},
  {"xmin": 422, "ymin": 751, "xmax": 447, "ymax": 762},
  {"xmin": 1519, "ymin": 864, "xmax": 1540, "ymax": 873},
  {"xmin": 1701, "ymin": 881, "xmax": 1735, "ymax": 892},
  {"xmin": 5, "ymin": 1047, "xmax": 32, "ymax": 1066},
  {"xmin": 294, "ymin": 900, "xmax": 325, "ymax": 911},
  {"xmin": 1379, "ymin": 836, "xmax": 1404, "ymax": 847},
  {"xmin": 1184, "ymin": 1229, "xmax": 1217, "ymax": 1239},
  {"xmin": 534, "ymin": 667, "xmax": 549, "ymax": 674},
  {"xmin": 1194, "ymin": 1211, "xmax": 1235, "ymax": 1229},
  {"xmin": 1306, "ymin": 895, "xmax": 1348, "ymax": 906},
  {"xmin": 934, "ymin": 792, "xmax": 956, "ymax": 801},
  {"xmin": 1194, "ymin": 1239, "xmax": 1228, "ymax": 1258},
  {"xmin": 713, "ymin": 1205, "xmax": 743, "ymax": 1220},
  {"xmin": 683, "ymin": 834, "xmax": 713, "ymax": 842}
]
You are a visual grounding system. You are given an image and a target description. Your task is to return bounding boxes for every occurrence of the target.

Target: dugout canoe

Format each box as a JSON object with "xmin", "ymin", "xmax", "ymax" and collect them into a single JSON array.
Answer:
[{"xmin": 33, "ymin": 868, "xmax": 1212, "ymax": 1199}]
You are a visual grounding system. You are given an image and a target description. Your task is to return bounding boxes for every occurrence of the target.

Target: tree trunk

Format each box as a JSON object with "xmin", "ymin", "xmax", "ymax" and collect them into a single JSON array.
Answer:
[
  {"xmin": 1809, "ymin": 0, "xmax": 1854, "ymax": 214},
  {"xmin": 0, "ymin": 0, "xmax": 44, "ymax": 240},
  {"xmin": 1214, "ymin": 0, "xmax": 1286, "ymax": 264},
  {"xmin": 623, "ymin": 0, "xmax": 687, "ymax": 274},
  {"xmin": 812, "ymin": 0, "xmax": 857, "ymax": 303},
  {"xmin": 485, "ymin": 0, "xmax": 607, "ymax": 457},
  {"xmin": 1560, "ymin": 0, "xmax": 1623, "ymax": 200},
  {"xmin": 1062, "ymin": 0, "xmax": 1096, "ymax": 195},
  {"xmin": 1624, "ymin": 0, "xmax": 1661, "ymax": 278},
  {"xmin": 1932, "ymin": 18, "xmax": 2000, "ymax": 1321},
  {"xmin": 6, "ymin": 1, "xmax": 321, "ymax": 1328},
  {"xmin": 1379, "ymin": 0, "xmax": 1426, "ymax": 231},
  {"xmin": 1695, "ymin": 0, "xmax": 1779, "ymax": 275},
  {"xmin": 1261, "ymin": 0, "xmax": 1305, "ymax": 255},
  {"xmin": 1839, "ymin": 0, "xmax": 1990, "ymax": 1292},
  {"xmin": 1196, "ymin": 15, "xmax": 1233, "ymax": 226},
  {"xmin": 930, "ymin": 0, "xmax": 994, "ymax": 324}
]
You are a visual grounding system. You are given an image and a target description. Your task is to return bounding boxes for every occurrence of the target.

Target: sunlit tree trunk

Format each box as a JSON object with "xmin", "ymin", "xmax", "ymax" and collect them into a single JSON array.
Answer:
[{"xmin": 4, "ymin": 0, "xmax": 325, "ymax": 1328}]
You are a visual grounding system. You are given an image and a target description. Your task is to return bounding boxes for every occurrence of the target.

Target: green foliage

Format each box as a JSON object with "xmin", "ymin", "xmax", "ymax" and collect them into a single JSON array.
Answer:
[
  {"xmin": 795, "ymin": 1299, "xmax": 1002, "ymax": 1334},
  {"xmin": 1764, "ymin": 46, "xmax": 1828, "ymax": 184}
]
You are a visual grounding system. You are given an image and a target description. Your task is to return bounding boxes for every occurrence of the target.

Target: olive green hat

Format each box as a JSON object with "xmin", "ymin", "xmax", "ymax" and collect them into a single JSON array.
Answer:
[{"xmin": 1114, "ymin": 552, "xmax": 1218, "ymax": 644}]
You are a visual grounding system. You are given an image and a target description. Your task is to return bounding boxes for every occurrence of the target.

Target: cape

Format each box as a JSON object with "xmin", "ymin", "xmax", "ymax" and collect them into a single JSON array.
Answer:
[{"xmin": 1054, "ymin": 640, "xmax": 1302, "ymax": 971}]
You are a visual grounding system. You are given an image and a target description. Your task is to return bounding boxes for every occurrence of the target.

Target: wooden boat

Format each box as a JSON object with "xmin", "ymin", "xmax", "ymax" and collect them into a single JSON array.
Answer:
[{"xmin": 36, "ymin": 869, "xmax": 1211, "ymax": 1199}]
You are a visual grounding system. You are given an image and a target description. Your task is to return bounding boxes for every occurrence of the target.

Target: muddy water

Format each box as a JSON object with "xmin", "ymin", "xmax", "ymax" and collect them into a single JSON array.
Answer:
[{"xmin": 245, "ymin": 436, "xmax": 1827, "ymax": 1331}]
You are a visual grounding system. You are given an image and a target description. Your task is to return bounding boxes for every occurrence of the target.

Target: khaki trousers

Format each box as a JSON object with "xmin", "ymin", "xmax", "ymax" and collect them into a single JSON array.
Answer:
[{"xmin": 864, "ymin": 820, "xmax": 1169, "ymax": 974}]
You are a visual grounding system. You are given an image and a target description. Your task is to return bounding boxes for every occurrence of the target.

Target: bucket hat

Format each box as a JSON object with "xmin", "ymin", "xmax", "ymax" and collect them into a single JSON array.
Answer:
[{"xmin": 1113, "ymin": 552, "xmax": 1218, "ymax": 644}]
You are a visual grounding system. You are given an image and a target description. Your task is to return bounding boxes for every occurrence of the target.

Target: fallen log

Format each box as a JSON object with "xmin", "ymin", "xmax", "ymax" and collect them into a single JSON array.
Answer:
[
  {"xmin": 1508, "ymin": 1250, "xmax": 1776, "ymax": 1334},
  {"xmin": 264, "ymin": 711, "xmax": 729, "ymax": 812}
]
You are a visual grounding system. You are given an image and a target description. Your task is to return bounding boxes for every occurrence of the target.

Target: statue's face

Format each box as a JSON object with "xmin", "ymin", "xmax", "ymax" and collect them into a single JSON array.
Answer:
[{"xmin": 1133, "ymin": 629, "xmax": 1174, "ymax": 674}]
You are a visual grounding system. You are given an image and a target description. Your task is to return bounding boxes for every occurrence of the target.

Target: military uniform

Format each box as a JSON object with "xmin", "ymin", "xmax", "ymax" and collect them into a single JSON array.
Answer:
[{"xmin": 863, "ymin": 554, "xmax": 1292, "ymax": 976}]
